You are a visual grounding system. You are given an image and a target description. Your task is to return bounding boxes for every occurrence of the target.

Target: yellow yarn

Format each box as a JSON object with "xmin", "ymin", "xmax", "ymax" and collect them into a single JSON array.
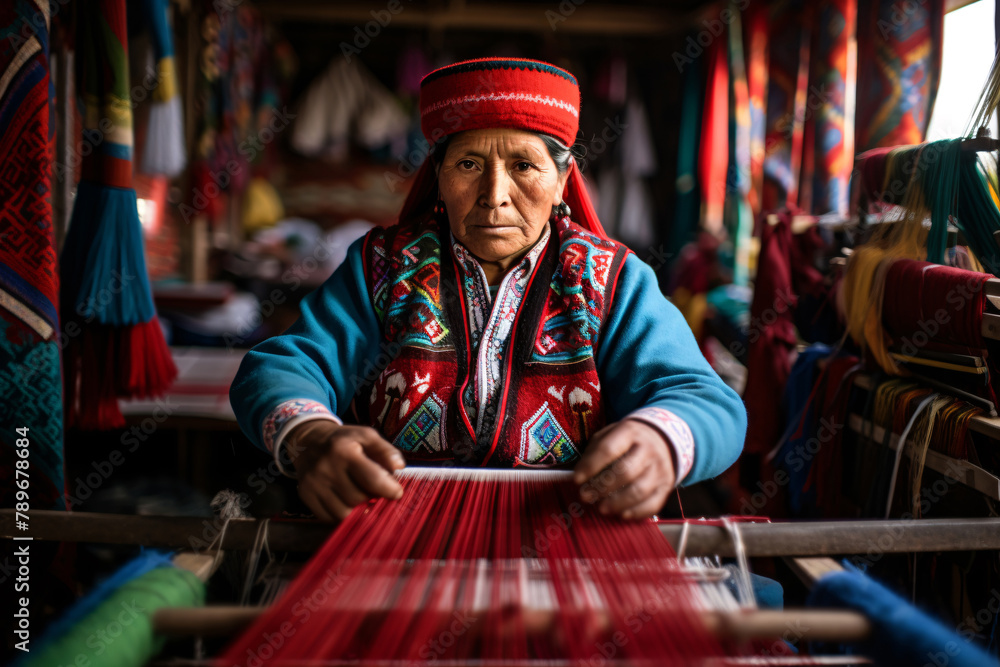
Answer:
[
  {"xmin": 242, "ymin": 177, "xmax": 285, "ymax": 231},
  {"xmin": 842, "ymin": 143, "xmax": 933, "ymax": 374}
]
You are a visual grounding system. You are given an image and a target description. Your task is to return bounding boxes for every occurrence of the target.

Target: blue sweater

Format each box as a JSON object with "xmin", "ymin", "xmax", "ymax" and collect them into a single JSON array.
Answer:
[{"xmin": 229, "ymin": 237, "xmax": 745, "ymax": 485}]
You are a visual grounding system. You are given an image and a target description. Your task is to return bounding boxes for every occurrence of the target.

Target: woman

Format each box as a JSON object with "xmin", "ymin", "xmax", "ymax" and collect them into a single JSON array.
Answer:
[{"xmin": 230, "ymin": 57, "xmax": 745, "ymax": 521}]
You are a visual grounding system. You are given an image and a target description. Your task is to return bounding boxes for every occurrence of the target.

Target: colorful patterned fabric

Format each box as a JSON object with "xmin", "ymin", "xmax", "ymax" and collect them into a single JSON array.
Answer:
[
  {"xmin": 761, "ymin": 0, "xmax": 811, "ymax": 212},
  {"xmin": 0, "ymin": 0, "xmax": 65, "ymax": 512},
  {"xmin": 745, "ymin": 4, "xmax": 769, "ymax": 215},
  {"xmin": 535, "ymin": 227, "xmax": 622, "ymax": 362},
  {"xmin": 232, "ymin": 228, "xmax": 746, "ymax": 485},
  {"xmin": 262, "ymin": 398, "xmax": 341, "ymax": 453},
  {"xmin": 626, "ymin": 406, "xmax": 696, "ymax": 484},
  {"xmin": 802, "ymin": 0, "xmax": 857, "ymax": 216},
  {"xmin": 190, "ymin": 2, "xmax": 278, "ymax": 220},
  {"xmin": 358, "ymin": 214, "xmax": 630, "ymax": 467},
  {"xmin": 854, "ymin": 0, "xmax": 943, "ymax": 151}
]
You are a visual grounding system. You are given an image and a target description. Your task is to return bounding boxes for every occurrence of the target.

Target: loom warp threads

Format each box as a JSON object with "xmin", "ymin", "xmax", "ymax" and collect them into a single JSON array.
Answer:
[
  {"xmin": 867, "ymin": 380, "xmax": 983, "ymax": 519},
  {"xmin": 220, "ymin": 469, "xmax": 746, "ymax": 665}
]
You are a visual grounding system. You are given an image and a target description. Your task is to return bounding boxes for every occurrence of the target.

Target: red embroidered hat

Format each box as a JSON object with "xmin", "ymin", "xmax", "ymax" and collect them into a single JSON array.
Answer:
[
  {"xmin": 400, "ymin": 57, "xmax": 606, "ymax": 238},
  {"xmin": 419, "ymin": 58, "xmax": 580, "ymax": 147}
]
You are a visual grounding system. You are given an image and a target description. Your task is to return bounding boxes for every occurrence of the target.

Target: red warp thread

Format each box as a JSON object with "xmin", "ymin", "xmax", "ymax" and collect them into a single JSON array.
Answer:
[{"xmin": 218, "ymin": 473, "xmax": 791, "ymax": 665}]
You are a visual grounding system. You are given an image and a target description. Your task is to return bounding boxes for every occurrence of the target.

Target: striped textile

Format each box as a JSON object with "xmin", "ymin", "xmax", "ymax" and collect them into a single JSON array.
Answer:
[
  {"xmin": 0, "ymin": 0, "xmax": 66, "ymax": 511},
  {"xmin": 761, "ymin": 0, "xmax": 811, "ymax": 212},
  {"xmin": 802, "ymin": 0, "xmax": 857, "ymax": 216},
  {"xmin": 855, "ymin": 0, "xmax": 944, "ymax": 151},
  {"xmin": 724, "ymin": 5, "xmax": 753, "ymax": 287}
]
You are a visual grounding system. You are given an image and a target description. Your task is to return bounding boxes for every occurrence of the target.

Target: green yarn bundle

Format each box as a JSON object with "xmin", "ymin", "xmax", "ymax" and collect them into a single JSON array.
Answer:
[{"xmin": 18, "ymin": 566, "xmax": 204, "ymax": 667}]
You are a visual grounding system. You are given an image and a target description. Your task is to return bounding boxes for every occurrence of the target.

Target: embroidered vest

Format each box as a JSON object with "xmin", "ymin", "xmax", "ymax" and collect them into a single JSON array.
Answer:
[{"xmin": 353, "ymin": 214, "xmax": 630, "ymax": 467}]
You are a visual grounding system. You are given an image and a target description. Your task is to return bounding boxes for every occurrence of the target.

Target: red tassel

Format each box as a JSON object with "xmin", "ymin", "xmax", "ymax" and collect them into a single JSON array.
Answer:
[
  {"xmin": 63, "ymin": 320, "xmax": 176, "ymax": 430},
  {"xmin": 118, "ymin": 319, "xmax": 178, "ymax": 397},
  {"xmin": 65, "ymin": 325, "xmax": 124, "ymax": 430}
]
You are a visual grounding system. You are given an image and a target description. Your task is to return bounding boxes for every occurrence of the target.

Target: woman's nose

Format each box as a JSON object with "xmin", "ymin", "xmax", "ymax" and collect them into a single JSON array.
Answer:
[{"xmin": 478, "ymin": 164, "xmax": 511, "ymax": 208}]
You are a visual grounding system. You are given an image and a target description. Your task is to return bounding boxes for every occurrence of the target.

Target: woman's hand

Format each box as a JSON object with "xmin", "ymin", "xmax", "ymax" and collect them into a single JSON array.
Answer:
[
  {"xmin": 284, "ymin": 421, "xmax": 406, "ymax": 521},
  {"xmin": 572, "ymin": 419, "xmax": 676, "ymax": 520}
]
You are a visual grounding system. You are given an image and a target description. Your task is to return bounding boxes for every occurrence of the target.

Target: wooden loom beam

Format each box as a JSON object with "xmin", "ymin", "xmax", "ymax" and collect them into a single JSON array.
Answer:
[
  {"xmin": 151, "ymin": 604, "xmax": 874, "ymax": 643},
  {"xmin": 4, "ymin": 509, "xmax": 1000, "ymax": 557}
]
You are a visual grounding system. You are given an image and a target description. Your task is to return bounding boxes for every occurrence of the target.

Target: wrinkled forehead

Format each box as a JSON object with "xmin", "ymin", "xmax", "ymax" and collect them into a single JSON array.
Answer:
[{"xmin": 444, "ymin": 129, "xmax": 552, "ymax": 161}]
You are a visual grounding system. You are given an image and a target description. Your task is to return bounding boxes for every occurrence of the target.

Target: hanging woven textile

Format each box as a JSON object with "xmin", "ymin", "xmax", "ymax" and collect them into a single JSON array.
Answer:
[
  {"xmin": 761, "ymin": 0, "xmax": 811, "ymax": 212},
  {"xmin": 801, "ymin": 0, "xmax": 857, "ymax": 216},
  {"xmin": 61, "ymin": 0, "xmax": 176, "ymax": 430},
  {"xmin": 699, "ymin": 36, "xmax": 729, "ymax": 237},
  {"xmin": 724, "ymin": 3, "xmax": 754, "ymax": 287},
  {"xmin": 138, "ymin": 0, "xmax": 186, "ymax": 177},
  {"xmin": 744, "ymin": 2, "xmax": 769, "ymax": 216},
  {"xmin": 854, "ymin": 0, "xmax": 944, "ymax": 151},
  {"xmin": 0, "ymin": 1, "xmax": 66, "ymax": 511},
  {"xmin": 670, "ymin": 58, "xmax": 703, "ymax": 259},
  {"xmin": 188, "ymin": 1, "xmax": 270, "ymax": 224}
]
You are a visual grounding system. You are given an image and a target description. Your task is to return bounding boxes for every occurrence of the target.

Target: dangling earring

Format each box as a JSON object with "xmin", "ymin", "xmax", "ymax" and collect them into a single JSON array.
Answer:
[
  {"xmin": 553, "ymin": 201, "xmax": 571, "ymax": 221},
  {"xmin": 433, "ymin": 199, "xmax": 446, "ymax": 220}
]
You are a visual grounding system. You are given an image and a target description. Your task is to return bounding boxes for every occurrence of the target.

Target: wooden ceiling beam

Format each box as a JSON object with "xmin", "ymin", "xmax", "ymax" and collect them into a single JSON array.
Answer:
[{"xmin": 254, "ymin": 1, "xmax": 687, "ymax": 36}]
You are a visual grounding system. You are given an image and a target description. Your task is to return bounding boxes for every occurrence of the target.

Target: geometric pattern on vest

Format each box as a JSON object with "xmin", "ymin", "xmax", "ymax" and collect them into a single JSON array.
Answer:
[{"xmin": 360, "ymin": 214, "xmax": 630, "ymax": 467}]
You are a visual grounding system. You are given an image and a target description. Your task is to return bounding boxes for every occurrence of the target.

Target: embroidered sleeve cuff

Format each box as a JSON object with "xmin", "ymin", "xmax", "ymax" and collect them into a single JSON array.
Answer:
[
  {"xmin": 625, "ymin": 407, "xmax": 695, "ymax": 483},
  {"xmin": 263, "ymin": 399, "xmax": 342, "ymax": 479}
]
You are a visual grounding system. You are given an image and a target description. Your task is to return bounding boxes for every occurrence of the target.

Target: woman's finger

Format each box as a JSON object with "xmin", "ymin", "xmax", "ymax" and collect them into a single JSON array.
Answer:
[
  {"xmin": 620, "ymin": 486, "xmax": 671, "ymax": 520},
  {"xmin": 346, "ymin": 450, "xmax": 405, "ymax": 500},
  {"xmin": 598, "ymin": 464, "xmax": 659, "ymax": 516},
  {"xmin": 329, "ymin": 464, "xmax": 371, "ymax": 507},
  {"xmin": 317, "ymin": 486, "xmax": 354, "ymax": 521},
  {"xmin": 574, "ymin": 423, "xmax": 635, "ymax": 488},
  {"xmin": 297, "ymin": 484, "xmax": 334, "ymax": 522},
  {"xmin": 360, "ymin": 434, "xmax": 407, "ymax": 473}
]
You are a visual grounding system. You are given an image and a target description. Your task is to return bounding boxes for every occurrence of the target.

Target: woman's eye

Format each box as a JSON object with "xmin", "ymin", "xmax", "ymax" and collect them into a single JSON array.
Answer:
[
  {"xmin": 515, "ymin": 161, "xmax": 533, "ymax": 171},
  {"xmin": 459, "ymin": 160, "xmax": 477, "ymax": 170}
]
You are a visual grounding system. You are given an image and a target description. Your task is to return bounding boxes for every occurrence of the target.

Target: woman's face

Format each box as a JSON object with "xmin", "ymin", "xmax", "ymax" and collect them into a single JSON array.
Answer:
[{"xmin": 438, "ymin": 128, "xmax": 569, "ymax": 267}]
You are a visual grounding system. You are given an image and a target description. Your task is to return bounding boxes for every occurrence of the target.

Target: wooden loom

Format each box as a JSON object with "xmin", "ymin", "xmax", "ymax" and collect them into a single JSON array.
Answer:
[{"xmin": 5, "ymin": 468, "xmax": 1000, "ymax": 666}]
